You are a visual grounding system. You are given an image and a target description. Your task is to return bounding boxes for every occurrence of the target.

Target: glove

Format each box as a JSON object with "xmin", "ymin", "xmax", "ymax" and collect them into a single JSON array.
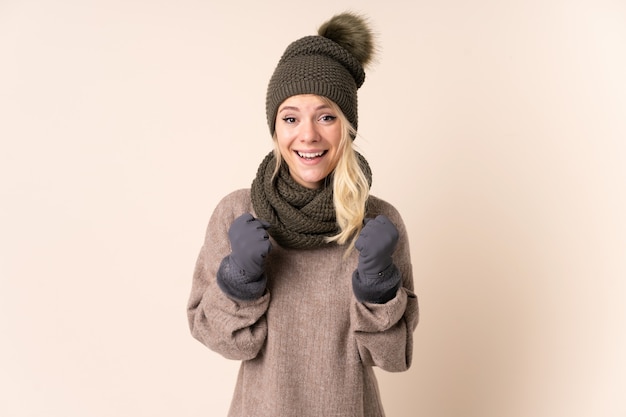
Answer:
[
  {"xmin": 228, "ymin": 213, "xmax": 272, "ymax": 278},
  {"xmin": 217, "ymin": 213, "xmax": 272, "ymax": 300},
  {"xmin": 352, "ymin": 215, "xmax": 402, "ymax": 304}
]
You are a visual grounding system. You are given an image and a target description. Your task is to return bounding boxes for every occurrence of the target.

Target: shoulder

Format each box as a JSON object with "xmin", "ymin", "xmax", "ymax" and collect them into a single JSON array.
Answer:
[
  {"xmin": 367, "ymin": 194, "xmax": 408, "ymax": 239},
  {"xmin": 366, "ymin": 194, "xmax": 402, "ymax": 222},
  {"xmin": 209, "ymin": 188, "xmax": 254, "ymax": 225},
  {"xmin": 216, "ymin": 188, "xmax": 252, "ymax": 209}
]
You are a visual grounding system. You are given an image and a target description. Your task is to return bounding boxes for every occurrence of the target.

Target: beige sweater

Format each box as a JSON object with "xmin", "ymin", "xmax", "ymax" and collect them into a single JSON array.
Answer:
[{"xmin": 187, "ymin": 189, "xmax": 419, "ymax": 417}]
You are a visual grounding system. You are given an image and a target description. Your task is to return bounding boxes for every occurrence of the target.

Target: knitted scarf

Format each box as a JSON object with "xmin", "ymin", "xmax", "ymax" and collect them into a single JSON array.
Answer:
[{"xmin": 250, "ymin": 151, "xmax": 372, "ymax": 249}]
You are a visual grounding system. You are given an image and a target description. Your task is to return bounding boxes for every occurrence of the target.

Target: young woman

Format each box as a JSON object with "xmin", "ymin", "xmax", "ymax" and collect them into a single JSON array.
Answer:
[{"xmin": 187, "ymin": 12, "xmax": 419, "ymax": 417}]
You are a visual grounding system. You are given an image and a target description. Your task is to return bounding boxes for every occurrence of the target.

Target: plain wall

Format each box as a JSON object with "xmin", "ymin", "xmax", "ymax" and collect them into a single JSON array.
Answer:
[{"xmin": 1, "ymin": 0, "xmax": 625, "ymax": 416}]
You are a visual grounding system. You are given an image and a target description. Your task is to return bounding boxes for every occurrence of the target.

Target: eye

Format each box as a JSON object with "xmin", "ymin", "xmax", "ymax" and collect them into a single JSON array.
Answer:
[
  {"xmin": 282, "ymin": 117, "xmax": 297, "ymax": 124},
  {"xmin": 319, "ymin": 114, "xmax": 337, "ymax": 123}
]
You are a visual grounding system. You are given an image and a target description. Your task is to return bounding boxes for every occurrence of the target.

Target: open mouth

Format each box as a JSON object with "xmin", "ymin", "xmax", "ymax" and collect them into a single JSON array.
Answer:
[{"xmin": 296, "ymin": 150, "xmax": 328, "ymax": 160}]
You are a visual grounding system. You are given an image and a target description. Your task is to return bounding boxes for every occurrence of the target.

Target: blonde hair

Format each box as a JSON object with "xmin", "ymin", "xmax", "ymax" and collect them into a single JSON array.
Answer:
[{"xmin": 272, "ymin": 97, "xmax": 370, "ymax": 253}]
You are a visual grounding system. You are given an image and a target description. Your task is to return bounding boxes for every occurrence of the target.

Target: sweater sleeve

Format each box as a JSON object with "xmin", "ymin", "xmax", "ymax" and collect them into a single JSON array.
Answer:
[
  {"xmin": 187, "ymin": 191, "xmax": 270, "ymax": 361},
  {"xmin": 350, "ymin": 203, "xmax": 419, "ymax": 372}
]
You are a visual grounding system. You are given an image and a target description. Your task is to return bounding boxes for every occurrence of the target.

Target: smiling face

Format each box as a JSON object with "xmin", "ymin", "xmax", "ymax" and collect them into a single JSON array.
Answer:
[{"xmin": 274, "ymin": 94, "xmax": 344, "ymax": 189}]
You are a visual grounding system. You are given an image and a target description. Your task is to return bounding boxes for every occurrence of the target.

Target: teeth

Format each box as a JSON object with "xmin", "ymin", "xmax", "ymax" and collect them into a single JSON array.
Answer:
[{"xmin": 297, "ymin": 151, "xmax": 324, "ymax": 158}]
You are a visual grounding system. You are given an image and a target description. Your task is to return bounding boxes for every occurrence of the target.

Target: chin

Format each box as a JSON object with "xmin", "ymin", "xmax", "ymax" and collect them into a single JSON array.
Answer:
[{"xmin": 297, "ymin": 174, "xmax": 327, "ymax": 188}]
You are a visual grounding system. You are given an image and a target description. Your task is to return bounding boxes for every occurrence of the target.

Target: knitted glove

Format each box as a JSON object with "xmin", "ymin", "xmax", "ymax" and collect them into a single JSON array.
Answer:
[
  {"xmin": 352, "ymin": 215, "xmax": 402, "ymax": 304},
  {"xmin": 217, "ymin": 213, "xmax": 272, "ymax": 301}
]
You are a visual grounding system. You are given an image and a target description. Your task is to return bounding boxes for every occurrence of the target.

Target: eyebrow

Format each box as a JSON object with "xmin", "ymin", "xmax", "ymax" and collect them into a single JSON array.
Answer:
[{"xmin": 278, "ymin": 104, "xmax": 332, "ymax": 113}]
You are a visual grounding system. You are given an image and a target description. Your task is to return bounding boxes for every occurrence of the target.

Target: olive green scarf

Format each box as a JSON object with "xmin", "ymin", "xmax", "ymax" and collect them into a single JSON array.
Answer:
[{"xmin": 250, "ymin": 151, "xmax": 372, "ymax": 249}]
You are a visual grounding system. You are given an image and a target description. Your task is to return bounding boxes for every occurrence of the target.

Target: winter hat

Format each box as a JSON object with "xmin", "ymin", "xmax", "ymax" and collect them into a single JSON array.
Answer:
[{"xmin": 266, "ymin": 12, "xmax": 375, "ymax": 136}]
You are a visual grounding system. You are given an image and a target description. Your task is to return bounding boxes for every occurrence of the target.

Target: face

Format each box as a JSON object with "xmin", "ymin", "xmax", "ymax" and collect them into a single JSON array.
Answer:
[{"xmin": 275, "ymin": 94, "xmax": 343, "ymax": 189}]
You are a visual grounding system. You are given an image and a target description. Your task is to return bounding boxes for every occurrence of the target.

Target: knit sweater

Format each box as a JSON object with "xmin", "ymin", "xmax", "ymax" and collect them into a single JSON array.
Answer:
[{"xmin": 187, "ymin": 189, "xmax": 419, "ymax": 417}]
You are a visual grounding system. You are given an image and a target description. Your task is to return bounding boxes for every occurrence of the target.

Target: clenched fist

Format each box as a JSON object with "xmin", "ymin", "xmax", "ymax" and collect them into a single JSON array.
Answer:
[{"xmin": 352, "ymin": 215, "xmax": 401, "ymax": 304}]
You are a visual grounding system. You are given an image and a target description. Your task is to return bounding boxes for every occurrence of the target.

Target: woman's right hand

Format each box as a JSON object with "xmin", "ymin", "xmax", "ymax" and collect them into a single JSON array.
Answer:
[{"xmin": 228, "ymin": 213, "xmax": 272, "ymax": 278}]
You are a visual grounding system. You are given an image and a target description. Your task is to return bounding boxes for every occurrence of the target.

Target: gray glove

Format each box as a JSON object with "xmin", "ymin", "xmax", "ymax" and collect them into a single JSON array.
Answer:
[
  {"xmin": 352, "ymin": 215, "xmax": 402, "ymax": 303},
  {"xmin": 217, "ymin": 213, "xmax": 272, "ymax": 300}
]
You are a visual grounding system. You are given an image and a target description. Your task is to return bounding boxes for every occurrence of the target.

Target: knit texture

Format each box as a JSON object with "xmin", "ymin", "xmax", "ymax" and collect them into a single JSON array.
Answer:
[
  {"xmin": 187, "ymin": 189, "xmax": 419, "ymax": 417},
  {"xmin": 265, "ymin": 13, "xmax": 374, "ymax": 135},
  {"xmin": 266, "ymin": 36, "xmax": 363, "ymax": 134},
  {"xmin": 216, "ymin": 255, "xmax": 268, "ymax": 301},
  {"xmin": 250, "ymin": 151, "xmax": 372, "ymax": 249}
]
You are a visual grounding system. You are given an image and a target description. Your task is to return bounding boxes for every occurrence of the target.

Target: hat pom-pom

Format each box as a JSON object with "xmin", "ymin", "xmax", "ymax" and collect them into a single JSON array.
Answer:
[{"xmin": 318, "ymin": 12, "xmax": 375, "ymax": 67}]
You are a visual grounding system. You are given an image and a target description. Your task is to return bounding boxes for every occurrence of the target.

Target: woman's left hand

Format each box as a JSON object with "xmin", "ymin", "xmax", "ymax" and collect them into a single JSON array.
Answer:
[
  {"xmin": 355, "ymin": 215, "xmax": 399, "ymax": 276},
  {"xmin": 352, "ymin": 215, "xmax": 401, "ymax": 304}
]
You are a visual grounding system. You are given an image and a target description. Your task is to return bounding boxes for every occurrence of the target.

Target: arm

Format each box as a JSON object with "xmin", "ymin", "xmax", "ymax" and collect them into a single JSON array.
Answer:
[
  {"xmin": 187, "ymin": 194, "xmax": 270, "ymax": 361},
  {"xmin": 351, "ymin": 210, "xmax": 419, "ymax": 372}
]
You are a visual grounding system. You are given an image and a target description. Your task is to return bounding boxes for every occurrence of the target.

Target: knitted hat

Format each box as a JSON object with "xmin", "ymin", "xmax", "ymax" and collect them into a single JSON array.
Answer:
[{"xmin": 266, "ymin": 12, "xmax": 375, "ymax": 136}]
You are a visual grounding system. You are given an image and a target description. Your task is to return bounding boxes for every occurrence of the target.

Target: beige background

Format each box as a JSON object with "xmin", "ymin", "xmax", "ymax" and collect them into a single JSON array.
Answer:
[{"xmin": 1, "ymin": 0, "xmax": 625, "ymax": 416}]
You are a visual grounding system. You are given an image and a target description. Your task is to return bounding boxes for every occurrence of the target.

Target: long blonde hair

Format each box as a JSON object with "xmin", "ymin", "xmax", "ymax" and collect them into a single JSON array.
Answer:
[{"xmin": 272, "ymin": 97, "xmax": 370, "ymax": 252}]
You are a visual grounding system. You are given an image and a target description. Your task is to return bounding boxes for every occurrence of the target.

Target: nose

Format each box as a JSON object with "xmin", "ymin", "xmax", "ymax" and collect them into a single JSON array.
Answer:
[{"xmin": 299, "ymin": 119, "xmax": 319, "ymax": 142}]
